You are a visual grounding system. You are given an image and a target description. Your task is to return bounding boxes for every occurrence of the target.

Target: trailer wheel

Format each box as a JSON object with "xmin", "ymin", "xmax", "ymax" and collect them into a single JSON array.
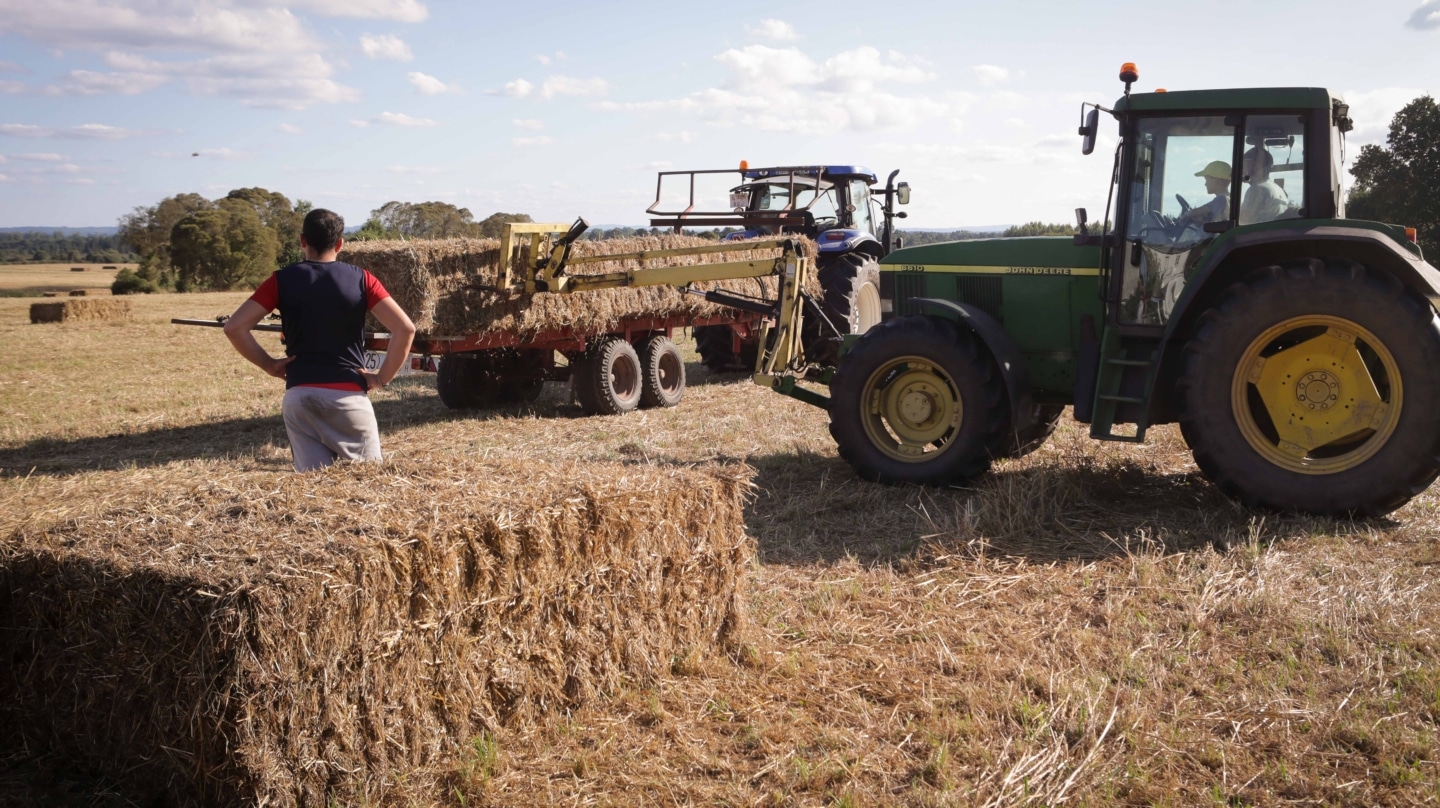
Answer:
[
  {"xmin": 574, "ymin": 337, "xmax": 643, "ymax": 415},
  {"xmin": 807, "ymin": 253, "xmax": 882, "ymax": 366},
  {"xmin": 436, "ymin": 353, "xmax": 497, "ymax": 409},
  {"xmin": 694, "ymin": 325, "xmax": 758, "ymax": 374},
  {"xmin": 639, "ymin": 335, "xmax": 685, "ymax": 408},
  {"xmin": 990, "ymin": 404, "xmax": 1065, "ymax": 460},
  {"xmin": 828, "ymin": 315, "xmax": 1005, "ymax": 485},
  {"xmin": 1177, "ymin": 260, "xmax": 1440, "ymax": 516}
]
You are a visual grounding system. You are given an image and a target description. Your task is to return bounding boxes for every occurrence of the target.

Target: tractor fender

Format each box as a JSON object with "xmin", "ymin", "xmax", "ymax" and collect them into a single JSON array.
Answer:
[
  {"xmin": 910, "ymin": 297, "xmax": 1034, "ymax": 431},
  {"xmin": 1162, "ymin": 225, "xmax": 1440, "ymax": 344},
  {"xmin": 818, "ymin": 231, "xmax": 884, "ymax": 258}
]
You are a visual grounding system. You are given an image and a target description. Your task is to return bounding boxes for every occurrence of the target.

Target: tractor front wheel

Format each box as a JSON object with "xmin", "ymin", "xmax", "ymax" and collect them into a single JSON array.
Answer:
[
  {"xmin": 1177, "ymin": 260, "xmax": 1440, "ymax": 516},
  {"xmin": 828, "ymin": 315, "xmax": 1005, "ymax": 485},
  {"xmin": 807, "ymin": 253, "xmax": 883, "ymax": 366}
]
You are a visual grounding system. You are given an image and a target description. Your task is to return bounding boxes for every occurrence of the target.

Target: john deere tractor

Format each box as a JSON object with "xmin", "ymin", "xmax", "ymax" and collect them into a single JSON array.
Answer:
[
  {"xmin": 825, "ymin": 65, "xmax": 1440, "ymax": 516},
  {"xmin": 647, "ymin": 164, "xmax": 910, "ymax": 370}
]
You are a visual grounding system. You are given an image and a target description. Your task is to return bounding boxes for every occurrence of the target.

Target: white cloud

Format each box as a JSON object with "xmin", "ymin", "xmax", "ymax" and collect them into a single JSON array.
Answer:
[
  {"xmin": 511, "ymin": 135, "xmax": 554, "ymax": 147},
  {"xmin": 277, "ymin": 123, "xmax": 303, "ymax": 134},
  {"xmin": 287, "ymin": 0, "xmax": 428, "ymax": 22},
  {"xmin": 0, "ymin": 154, "xmax": 7, "ymax": 164},
  {"xmin": 1341, "ymin": 87, "xmax": 1430, "ymax": 146},
  {"xmin": 47, "ymin": 69, "xmax": 168, "ymax": 96},
  {"xmin": 14, "ymin": 152, "xmax": 64, "ymax": 161},
  {"xmin": 0, "ymin": 123, "xmax": 146, "ymax": 139},
  {"xmin": 406, "ymin": 71, "xmax": 453, "ymax": 95},
  {"xmin": 973, "ymin": 64, "xmax": 1009, "ymax": 86},
  {"xmin": 1407, "ymin": 0, "xmax": 1440, "ymax": 29},
  {"xmin": 359, "ymin": 33, "xmax": 412, "ymax": 61},
  {"xmin": 539, "ymin": 75, "xmax": 609, "ymax": 100},
  {"xmin": 0, "ymin": 173, "xmax": 10, "ymax": 182},
  {"xmin": 0, "ymin": 60, "xmax": 25, "ymax": 72},
  {"xmin": 652, "ymin": 131, "xmax": 695, "ymax": 143},
  {"xmin": 384, "ymin": 164, "xmax": 445, "ymax": 174},
  {"xmin": 0, "ymin": 81, "xmax": 25, "ymax": 93},
  {"xmin": 501, "ymin": 78, "xmax": 533, "ymax": 98},
  {"xmin": 745, "ymin": 19, "xmax": 798, "ymax": 42},
  {"xmin": 512, "ymin": 118, "xmax": 544, "ymax": 130},
  {"xmin": 598, "ymin": 44, "xmax": 946, "ymax": 134},
  {"xmin": 351, "ymin": 111, "xmax": 439, "ymax": 127},
  {"xmin": 0, "ymin": 3, "xmax": 360, "ymax": 108},
  {"xmin": 154, "ymin": 147, "xmax": 255, "ymax": 160}
]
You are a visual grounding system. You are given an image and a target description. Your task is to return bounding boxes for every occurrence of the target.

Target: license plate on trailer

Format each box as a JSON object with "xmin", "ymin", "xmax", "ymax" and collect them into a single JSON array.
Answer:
[{"xmin": 361, "ymin": 353, "xmax": 439, "ymax": 374}]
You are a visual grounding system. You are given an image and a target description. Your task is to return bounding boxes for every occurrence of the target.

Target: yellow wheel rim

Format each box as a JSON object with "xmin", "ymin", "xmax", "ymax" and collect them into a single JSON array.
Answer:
[
  {"xmin": 1232, "ymin": 315, "xmax": 1401, "ymax": 475},
  {"xmin": 861, "ymin": 357, "xmax": 963, "ymax": 463}
]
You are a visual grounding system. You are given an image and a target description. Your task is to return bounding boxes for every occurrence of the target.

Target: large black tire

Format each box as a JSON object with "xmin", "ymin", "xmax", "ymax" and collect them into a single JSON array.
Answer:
[
  {"xmin": 573, "ymin": 337, "xmax": 643, "ymax": 415},
  {"xmin": 1177, "ymin": 260, "xmax": 1440, "ymax": 516},
  {"xmin": 639, "ymin": 335, "xmax": 685, "ymax": 408},
  {"xmin": 694, "ymin": 325, "xmax": 758, "ymax": 374},
  {"xmin": 436, "ymin": 350, "xmax": 545, "ymax": 409},
  {"xmin": 807, "ymin": 253, "xmax": 883, "ymax": 366},
  {"xmin": 828, "ymin": 315, "xmax": 1006, "ymax": 485},
  {"xmin": 436, "ymin": 353, "xmax": 498, "ymax": 409},
  {"xmin": 989, "ymin": 404, "xmax": 1065, "ymax": 460}
]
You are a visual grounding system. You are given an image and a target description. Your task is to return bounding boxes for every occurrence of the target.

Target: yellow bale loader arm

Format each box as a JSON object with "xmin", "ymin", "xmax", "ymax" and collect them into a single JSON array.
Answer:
[{"xmin": 499, "ymin": 219, "xmax": 829, "ymax": 407}]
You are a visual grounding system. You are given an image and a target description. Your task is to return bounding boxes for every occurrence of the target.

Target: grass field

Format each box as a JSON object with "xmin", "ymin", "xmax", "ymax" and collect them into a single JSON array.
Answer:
[
  {"xmin": 0, "ymin": 262, "xmax": 135, "ymax": 297},
  {"xmin": 3, "ymin": 292, "xmax": 1439, "ymax": 805}
]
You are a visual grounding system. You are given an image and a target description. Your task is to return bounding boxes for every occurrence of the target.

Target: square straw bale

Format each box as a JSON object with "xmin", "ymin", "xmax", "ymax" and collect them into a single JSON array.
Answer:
[
  {"xmin": 0, "ymin": 457, "xmax": 754, "ymax": 807},
  {"xmin": 28, "ymin": 298, "xmax": 131, "ymax": 324},
  {"xmin": 342, "ymin": 234, "xmax": 818, "ymax": 336}
]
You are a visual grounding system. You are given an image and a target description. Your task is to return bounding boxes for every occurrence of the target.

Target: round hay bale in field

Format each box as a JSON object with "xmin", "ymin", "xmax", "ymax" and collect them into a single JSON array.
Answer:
[{"xmin": 0, "ymin": 457, "xmax": 755, "ymax": 807}]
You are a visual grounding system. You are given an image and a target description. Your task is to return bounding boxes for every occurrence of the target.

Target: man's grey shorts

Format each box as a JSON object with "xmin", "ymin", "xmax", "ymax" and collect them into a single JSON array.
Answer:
[{"xmin": 282, "ymin": 386, "xmax": 382, "ymax": 472}]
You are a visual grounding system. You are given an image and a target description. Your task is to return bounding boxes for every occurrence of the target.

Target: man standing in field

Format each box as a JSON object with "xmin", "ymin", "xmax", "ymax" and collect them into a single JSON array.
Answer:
[{"xmin": 224, "ymin": 209, "xmax": 416, "ymax": 471}]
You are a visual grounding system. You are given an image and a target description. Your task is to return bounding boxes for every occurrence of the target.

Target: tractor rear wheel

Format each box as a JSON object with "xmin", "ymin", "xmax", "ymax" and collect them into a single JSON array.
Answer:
[
  {"xmin": 639, "ymin": 335, "xmax": 685, "ymax": 408},
  {"xmin": 828, "ymin": 315, "xmax": 1005, "ymax": 485},
  {"xmin": 1177, "ymin": 260, "xmax": 1440, "ymax": 516},
  {"xmin": 990, "ymin": 404, "xmax": 1066, "ymax": 460},
  {"xmin": 573, "ymin": 337, "xmax": 643, "ymax": 415},
  {"xmin": 807, "ymin": 253, "xmax": 883, "ymax": 366},
  {"xmin": 694, "ymin": 325, "xmax": 758, "ymax": 374}
]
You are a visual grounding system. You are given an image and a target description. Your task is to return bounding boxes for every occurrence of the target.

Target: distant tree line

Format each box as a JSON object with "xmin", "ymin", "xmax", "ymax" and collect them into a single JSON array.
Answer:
[
  {"xmin": 896, "ymin": 221, "xmax": 1079, "ymax": 247},
  {"xmin": 349, "ymin": 202, "xmax": 534, "ymax": 241},
  {"xmin": 0, "ymin": 231, "xmax": 137, "ymax": 265}
]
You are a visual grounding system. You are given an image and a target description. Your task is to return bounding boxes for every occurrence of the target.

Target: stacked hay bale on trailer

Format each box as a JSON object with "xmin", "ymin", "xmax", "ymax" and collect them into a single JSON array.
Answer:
[{"xmin": 344, "ymin": 233, "xmax": 818, "ymax": 415}]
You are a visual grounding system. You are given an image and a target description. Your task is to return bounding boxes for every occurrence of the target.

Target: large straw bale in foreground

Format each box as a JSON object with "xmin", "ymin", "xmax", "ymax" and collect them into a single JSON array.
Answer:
[
  {"xmin": 0, "ymin": 458, "xmax": 754, "ymax": 807},
  {"xmin": 343, "ymin": 234, "xmax": 818, "ymax": 335},
  {"xmin": 28, "ymin": 298, "xmax": 131, "ymax": 323}
]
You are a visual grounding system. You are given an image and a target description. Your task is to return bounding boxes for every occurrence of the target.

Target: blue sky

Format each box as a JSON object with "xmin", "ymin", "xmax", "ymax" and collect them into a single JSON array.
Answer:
[{"xmin": 0, "ymin": 0, "xmax": 1437, "ymax": 230}]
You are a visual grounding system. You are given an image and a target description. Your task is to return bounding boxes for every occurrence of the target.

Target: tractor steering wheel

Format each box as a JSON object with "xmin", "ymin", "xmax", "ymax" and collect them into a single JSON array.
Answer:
[{"xmin": 1175, "ymin": 193, "xmax": 1192, "ymax": 218}]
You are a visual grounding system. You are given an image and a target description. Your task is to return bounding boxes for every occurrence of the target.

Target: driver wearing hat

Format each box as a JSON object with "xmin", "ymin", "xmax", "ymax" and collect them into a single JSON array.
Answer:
[{"xmin": 1177, "ymin": 160, "xmax": 1232, "ymax": 230}]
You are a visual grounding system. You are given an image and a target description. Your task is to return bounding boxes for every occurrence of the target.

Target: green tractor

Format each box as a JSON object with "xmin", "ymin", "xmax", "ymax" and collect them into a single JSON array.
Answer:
[{"xmin": 828, "ymin": 64, "xmax": 1440, "ymax": 516}]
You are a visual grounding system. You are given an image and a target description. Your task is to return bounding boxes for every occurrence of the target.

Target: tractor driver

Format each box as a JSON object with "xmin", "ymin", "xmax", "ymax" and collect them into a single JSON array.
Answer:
[
  {"xmin": 1239, "ymin": 146, "xmax": 1290, "ymax": 225},
  {"xmin": 1176, "ymin": 160, "xmax": 1232, "ymax": 232}
]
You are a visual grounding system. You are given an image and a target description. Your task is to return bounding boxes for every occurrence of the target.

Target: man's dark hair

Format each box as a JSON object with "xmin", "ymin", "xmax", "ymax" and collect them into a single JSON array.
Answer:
[{"xmin": 302, "ymin": 209, "xmax": 345, "ymax": 253}]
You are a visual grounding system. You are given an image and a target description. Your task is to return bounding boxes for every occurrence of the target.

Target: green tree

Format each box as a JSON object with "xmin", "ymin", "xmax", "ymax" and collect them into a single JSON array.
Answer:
[
  {"xmin": 1348, "ymin": 95, "xmax": 1440, "ymax": 256},
  {"xmin": 475, "ymin": 211, "xmax": 534, "ymax": 238},
  {"xmin": 224, "ymin": 187, "xmax": 304, "ymax": 265},
  {"xmin": 169, "ymin": 200, "xmax": 280, "ymax": 291},
  {"xmin": 117, "ymin": 193, "xmax": 214, "ymax": 286}
]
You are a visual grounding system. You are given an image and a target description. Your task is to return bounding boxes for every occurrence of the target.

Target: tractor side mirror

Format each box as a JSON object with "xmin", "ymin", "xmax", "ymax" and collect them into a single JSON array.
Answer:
[
  {"xmin": 896, "ymin": 182, "xmax": 911, "ymax": 205},
  {"xmin": 1079, "ymin": 108, "xmax": 1099, "ymax": 155}
]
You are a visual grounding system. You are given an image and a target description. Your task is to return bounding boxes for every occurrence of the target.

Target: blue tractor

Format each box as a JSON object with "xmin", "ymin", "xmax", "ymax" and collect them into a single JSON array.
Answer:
[{"xmin": 648, "ymin": 164, "xmax": 911, "ymax": 369}]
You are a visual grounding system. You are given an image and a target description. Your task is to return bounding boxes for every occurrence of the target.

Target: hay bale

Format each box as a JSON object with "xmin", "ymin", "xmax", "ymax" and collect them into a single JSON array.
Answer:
[
  {"xmin": 68, "ymin": 289, "xmax": 90, "ymax": 296},
  {"xmin": 102, "ymin": 265, "xmax": 118, "ymax": 270},
  {"xmin": 70, "ymin": 267, "xmax": 85, "ymax": 272},
  {"xmin": 342, "ymin": 235, "xmax": 819, "ymax": 335},
  {"xmin": 0, "ymin": 458, "xmax": 754, "ymax": 806},
  {"xmin": 28, "ymin": 298, "xmax": 131, "ymax": 324}
]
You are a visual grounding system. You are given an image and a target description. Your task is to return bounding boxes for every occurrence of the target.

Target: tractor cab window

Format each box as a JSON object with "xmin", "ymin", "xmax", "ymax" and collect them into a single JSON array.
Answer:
[
  {"xmin": 751, "ymin": 184, "xmax": 793, "ymax": 212},
  {"xmin": 794, "ymin": 184, "xmax": 840, "ymax": 231},
  {"xmin": 849, "ymin": 180, "xmax": 875, "ymax": 235},
  {"xmin": 1120, "ymin": 115, "xmax": 1235, "ymax": 325},
  {"xmin": 1239, "ymin": 114, "xmax": 1305, "ymax": 225}
]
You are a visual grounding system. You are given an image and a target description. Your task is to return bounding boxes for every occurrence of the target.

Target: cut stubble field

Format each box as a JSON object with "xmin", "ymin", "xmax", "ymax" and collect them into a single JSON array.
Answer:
[
  {"xmin": 2, "ymin": 293, "xmax": 1439, "ymax": 806},
  {"xmin": 0, "ymin": 263, "xmax": 133, "ymax": 298}
]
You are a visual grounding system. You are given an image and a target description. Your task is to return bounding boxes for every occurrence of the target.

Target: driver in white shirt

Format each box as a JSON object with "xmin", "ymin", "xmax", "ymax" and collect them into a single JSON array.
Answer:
[{"xmin": 1239, "ymin": 147, "xmax": 1290, "ymax": 225}]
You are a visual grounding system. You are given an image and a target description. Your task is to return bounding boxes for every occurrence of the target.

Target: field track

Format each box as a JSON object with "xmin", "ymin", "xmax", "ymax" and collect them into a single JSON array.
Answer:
[{"xmin": 2, "ymin": 293, "xmax": 1438, "ymax": 805}]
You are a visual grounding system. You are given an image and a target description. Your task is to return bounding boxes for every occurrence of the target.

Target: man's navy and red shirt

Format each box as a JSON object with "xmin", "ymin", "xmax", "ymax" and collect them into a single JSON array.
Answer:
[{"xmin": 249, "ymin": 260, "xmax": 391, "ymax": 392}]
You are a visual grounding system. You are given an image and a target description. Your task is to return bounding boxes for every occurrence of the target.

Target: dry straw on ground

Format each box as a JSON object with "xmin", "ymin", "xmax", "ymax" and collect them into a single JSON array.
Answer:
[
  {"xmin": 0, "ymin": 457, "xmax": 754, "ymax": 807},
  {"xmin": 342, "ymin": 234, "xmax": 818, "ymax": 335},
  {"xmin": 27, "ymin": 298, "xmax": 131, "ymax": 323}
]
